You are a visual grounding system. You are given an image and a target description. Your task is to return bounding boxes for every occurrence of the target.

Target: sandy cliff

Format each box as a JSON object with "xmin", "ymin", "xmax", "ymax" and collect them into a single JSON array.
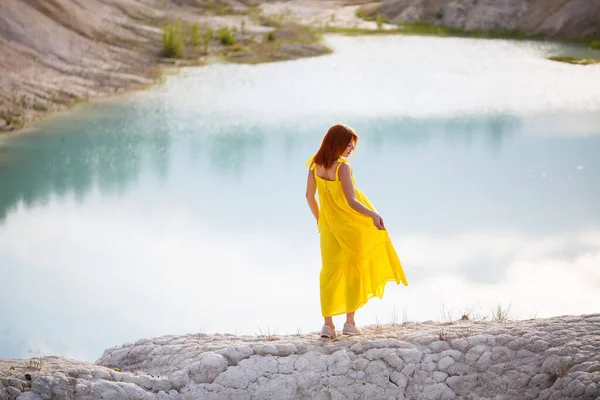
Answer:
[
  {"xmin": 370, "ymin": 0, "xmax": 600, "ymax": 39},
  {"xmin": 0, "ymin": 0, "xmax": 332, "ymax": 134},
  {"xmin": 1, "ymin": 0, "xmax": 599, "ymax": 135}
]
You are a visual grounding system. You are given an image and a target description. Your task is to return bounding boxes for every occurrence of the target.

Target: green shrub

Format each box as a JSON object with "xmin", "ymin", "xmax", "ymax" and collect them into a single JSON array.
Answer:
[
  {"xmin": 204, "ymin": 24, "xmax": 213, "ymax": 54},
  {"xmin": 190, "ymin": 22, "xmax": 202, "ymax": 46},
  {"xmin": 218, "ymin": 26, "xmax": 236, "ymax": 45},
  {"xmin": 436, "ymin": 9, "xmax": 444, "ymax": 19},
  {"xmin": 355, "ymin": 8, "xmax": 367, "ymax": 20},
  {"xmin": 226, "ymin": 43, "xmax": 247, "ymax": 53},
  {"xmin": 398, "ymin": 21, "xmax": 526, "ymax": 39},
  {"xmin": 590, "ymin": 41, "xmax": 600, "ymax": 50},
  {"xmin": 265, "ymin": 31, "xmax": 276, "ymax": 42},
  {"xmin": 162, "ymin": 21, "xmax": 185, "ymax": 58},
  {"xmin": 548, "ymin": 56, "xmax": 600, "ymax": 65},
  {"xmin": 376, "ymin": 13, "xmax": 384, "ymax": 30}
]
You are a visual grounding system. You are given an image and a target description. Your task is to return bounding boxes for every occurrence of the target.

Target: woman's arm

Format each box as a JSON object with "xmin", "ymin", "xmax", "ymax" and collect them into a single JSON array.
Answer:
[
  {"xmin": 339, "ymin": 163, "xmax": 385, "ymax": 230},
  {"xmin": 305, "ymin": 167, "xmax": 319, "ymax": 223}
]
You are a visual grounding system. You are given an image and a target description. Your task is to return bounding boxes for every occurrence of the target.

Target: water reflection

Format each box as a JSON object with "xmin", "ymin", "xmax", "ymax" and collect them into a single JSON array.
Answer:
[
  {"xmin": 352, "ymin": 114, "xmax": 520, "ymax": 153},
  {"xmin": 1, "ymin": 35, "xmax": 600, "ymax": 361},
  {"xmin": 0, "ymin": 123, "xmax": 149, "ymax": 222},
  {"xmin": 1, "ymin": 195, "xmax": 599, "ymax": 360},
  {"xmin": 204, "ymin": 127, "xmax": 266, "ymax": 176},
  {"xmin": 0, "ymin": 112, "xmax": 522, "ymax": 224}
]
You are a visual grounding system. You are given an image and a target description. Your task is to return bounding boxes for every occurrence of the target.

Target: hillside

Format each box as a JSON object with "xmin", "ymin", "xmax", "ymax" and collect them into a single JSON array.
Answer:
[{"xmin": 1, "ymin": 0, "xmax": 599, "ymax": 134}]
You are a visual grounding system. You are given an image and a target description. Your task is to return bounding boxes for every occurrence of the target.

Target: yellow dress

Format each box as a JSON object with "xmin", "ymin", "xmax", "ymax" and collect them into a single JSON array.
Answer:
[{"xmin": 307, "ymin": 157, "xmax": 408, "ymax": 317}]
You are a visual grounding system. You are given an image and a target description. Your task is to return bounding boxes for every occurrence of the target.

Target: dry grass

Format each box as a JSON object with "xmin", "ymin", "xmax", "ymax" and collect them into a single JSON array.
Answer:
[
  {"xmin": 28, "ymin": 358, "xmax": 44, "ymax": 371},
  {"xmin": 257, "ymin": 326, "xmax": 278, "ymax": 341},
  {"xmin": 491, "ymin": 303, "xmax": 512, "ymax": 322},
  {"xmin": 437, "ymin": 303, "xmax": 513, "ymax": 324}
]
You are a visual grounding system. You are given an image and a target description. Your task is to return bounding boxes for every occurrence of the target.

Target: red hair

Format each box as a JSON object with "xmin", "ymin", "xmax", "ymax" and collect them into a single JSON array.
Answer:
[{"xmin": 313, "ymin": 124, "xmax": 359, "ymax": 169}]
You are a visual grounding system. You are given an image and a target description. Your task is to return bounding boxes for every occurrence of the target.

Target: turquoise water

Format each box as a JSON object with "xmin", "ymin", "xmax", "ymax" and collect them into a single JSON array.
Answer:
[{"xmin": 1, "ymin": 36, "xmax": 599, "ymax": 361}]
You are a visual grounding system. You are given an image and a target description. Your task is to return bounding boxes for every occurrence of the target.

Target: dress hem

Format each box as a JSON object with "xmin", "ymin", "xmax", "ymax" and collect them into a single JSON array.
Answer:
[{"xmin": 321, "ymin": 277, "xmax": 407, "ymax": 318}]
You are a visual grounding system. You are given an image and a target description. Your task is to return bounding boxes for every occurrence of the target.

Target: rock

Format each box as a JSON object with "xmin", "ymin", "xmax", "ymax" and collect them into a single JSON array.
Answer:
[
  {"xmin": 450, "ymin": 339, "xmax": 469, "ymax": 352},
  {"xmin": 30, "ymin": 376, "xmax": 54, "ymax": 400},
  {"xmin": 491, "ymin": 346, "xmax": 515, "ymax": 362},
  {"xmin": 530, "ymin": 373, "xmax": 552, "ymax": 388},
  {"xmin": 446, "ymin": 362, "xmax": 471, "ymax": 376},
  {"xmin": 429, "ymin": 340, "xmax": 451, "ymax": 353},
  {"xmin": 433, "ymin": 371, "xmax": 449, "ymax": 383},
  {"xmin": 328, "ymin": 351, "xmax": 351, "ymax": 376},
  {"xmin": 188, "ymin": 353, "xmax": 228, "ymax": 384},
  {"xmin": 1, "ymin": 314, "xmax": 599, "ymax": 399},
  {"xmin": 396, "ymin": 348, "xmax": 422, "ymax": 364},
  {"xmin": 5, "ymin": 379, "xmax": 23, "ymax": 392},
  {"xmin": 527, "ymin": 340, "xmax": 551, "ymax": 353},
  {"xmin": 541, "ymin": 355, "xmax": 572, "ymax": 375},
  {"xmin": 119, "ymin": 382, "xmax": 152, "ymax": 399},
  {"xmin": 384, "ymin": 352, "xmax": 404, "ymax": 370},
  {"xmin": 253, "ymin": 344, "xmax": 278, "ymax": 357},
  {"xmin": 390, "ymin": 371, "xmax": 408, "ymax": 390},
  {"xmin": 274, "ymin": 343, "xmax": 297, "ymax": 357},
  {"xmin": 214, "ymin": 368, "xmax": 251, "ymax": 390},
  {"xmin": 377, "ymin": 0, "xmax": 600, "ymax": 39},
  {"xmin": 447, "ymin": 375, "xmax": 477, "ymax": 394},
  {"xmin": 422, "ymin": 382, "xmax": 456, "ymax": 400},
  {"xmin": 88, "ymin": 380, "xmax": 129, "ymax": 400},
  {"xmin": 467, "ymin": 335, "xmax": 488, "ymax": 347},
  {"xmin": 475, "ymin": 351, "xmax": 493, "ymax": 372},
  {"xmin": 5, "ymin": 386, "xmax": 21, "ymax": 399},
  {"xmin": 217, "ymin": 346, "xmax": 254, "ymax": 366},
  {"xmin": 583, "ymin": 383, "xmax": 600, "ymax": 398},
  {"xmin": 134, "ymin": 375, "xmax": 153, "ymax": 390},
  {"xmin": 438, "ymin": 356, "xmax": 455, "ymax": 371},
  {"xmin": 169, "ymin": 370, "xmax": 190, "ymax": 390},
  {"xmin": 563, "ymin": 378, "xmax": 587, "ymax": 397},
  {"xmin": 152, "ymin": 378, "xmax": 172, "ymax": 392},
  {"xmin": 15, "ymin": 393, "xmax": 43, "ymax": 400},
  {"xmin": 91, "ymin": 369, "xmax": 113, "ymax": 381},
  {"xmin": 364, "ymin": 360, "xmax": 389, "ymax": 387},
  {"xmin": 363, "ymin": 348, "xmax": 389, "ymax": 361},
  {"xmin": 440, "ymin": 349, "xmax": 462, "ymax": 361},
  {"xmin": 352, "ymin": 358, "xmax": 369, "ymax": 371}
]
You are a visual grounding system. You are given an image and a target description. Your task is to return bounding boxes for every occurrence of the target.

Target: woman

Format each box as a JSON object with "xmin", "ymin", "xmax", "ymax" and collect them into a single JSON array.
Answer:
[{"xmin": 305, "ymin": 124, "xmax": 408, "ymax": 339}]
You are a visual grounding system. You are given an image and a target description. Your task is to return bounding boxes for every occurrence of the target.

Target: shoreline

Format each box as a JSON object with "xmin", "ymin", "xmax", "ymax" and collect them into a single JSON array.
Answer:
[
  {"xmin": 1, "ymin": 313, "xmax": 599, "ymax": 399},
  {"xmin": 1, "ymin": 1, "xmax": 599, "ymax": 139},
  {"xmin": 0, "ymin": 32, "xmax": 594, "ymax": 142},
  {"xmin": 0, "ymin": 1, "xmax": 335, "ymax": 137}
]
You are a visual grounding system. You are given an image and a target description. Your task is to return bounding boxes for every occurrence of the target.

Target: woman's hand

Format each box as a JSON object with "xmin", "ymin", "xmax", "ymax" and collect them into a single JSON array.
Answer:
[{"xmin": 371, "ymin": 213, "xmax": 386, "ymax": 230}]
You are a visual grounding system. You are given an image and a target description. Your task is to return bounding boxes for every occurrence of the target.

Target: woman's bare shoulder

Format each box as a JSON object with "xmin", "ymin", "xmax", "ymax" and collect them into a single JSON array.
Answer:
[
  {"xmin": 338, "ymin": 162, "xmax": 352, "ymax": 177},
  {"xmin": 338, "ymin": 161, "xmax": 352, "ymax": 170}
]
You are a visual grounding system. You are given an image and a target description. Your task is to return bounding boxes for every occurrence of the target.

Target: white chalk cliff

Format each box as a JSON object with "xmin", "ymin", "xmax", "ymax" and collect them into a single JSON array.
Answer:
[{"xmin": 1, "ymin": 314, "xmax": 599, "ymax": 399}]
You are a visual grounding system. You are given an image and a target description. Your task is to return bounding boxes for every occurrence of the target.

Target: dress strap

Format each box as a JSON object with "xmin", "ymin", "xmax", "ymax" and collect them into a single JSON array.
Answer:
[
  {"xmin": 335, "ymin": 158, "xmax": 347, "ymax": 181},
  {"xmin": 305, "ymin": 155, "xmax": 316, "ymax": 171}
]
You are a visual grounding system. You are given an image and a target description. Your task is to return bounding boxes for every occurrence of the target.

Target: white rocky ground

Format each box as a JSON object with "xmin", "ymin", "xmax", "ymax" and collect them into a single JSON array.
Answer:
[
  {"xmin": 259, "ymin": 1, "xmax": 396, "ymax": 30},
  {"xmin": 1, "ymin": 314, "xmax": 599, "ymax": 399}
]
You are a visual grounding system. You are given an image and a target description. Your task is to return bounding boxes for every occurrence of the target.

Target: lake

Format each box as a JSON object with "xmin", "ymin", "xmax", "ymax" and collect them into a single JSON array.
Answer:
[{"xmin": 1, "ymin": 35, "xmax": 599, "ymax": 361}]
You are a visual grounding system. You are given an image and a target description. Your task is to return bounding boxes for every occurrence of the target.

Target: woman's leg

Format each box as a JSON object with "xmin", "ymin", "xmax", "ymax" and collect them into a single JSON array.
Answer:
[
  {"xmin": 343, "ymin": 310, "xmax": 361, "ymax": 335},
  {"xmin": 324, "ymin": 316, "xmax": 334, "ymax": 328},
  {"xmin": 345, "ymin": 311, "xmax": 356, "ymax": 325}
]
